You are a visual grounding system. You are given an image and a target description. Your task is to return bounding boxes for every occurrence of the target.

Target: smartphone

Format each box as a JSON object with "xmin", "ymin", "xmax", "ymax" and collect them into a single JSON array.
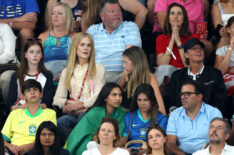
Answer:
[
  {"xmin": 131, "ymin": 148, "xmax": 140, "ymax": 155},
  {"xmin": 216, "ymin": 24, "xmax": 224, "ymax": 32}
]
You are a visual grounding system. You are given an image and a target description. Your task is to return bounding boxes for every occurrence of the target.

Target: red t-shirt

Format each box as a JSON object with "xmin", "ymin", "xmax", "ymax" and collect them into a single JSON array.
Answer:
[{"xmin": 156, "ymin": 34, "xmax": 199, "ymax": 68}]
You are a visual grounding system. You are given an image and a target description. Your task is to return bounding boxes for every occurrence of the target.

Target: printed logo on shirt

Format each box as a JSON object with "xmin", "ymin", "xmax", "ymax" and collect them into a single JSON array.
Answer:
[
  {"xmin": 18, "ymin": 121, "xmax": 25, "ymax": 124},
  {"xmin": 29, "ymin": 124, "xmax": 37, "ymax": 135},
  {"xmin": 140, "ymin": 128, "xmax": 147, "ymax": 136},
  {"xmin": 204, "ymin": 81, "xmax": 214, "ymax": 85},
  {"xmin": 132, "ymin": 124, "xmax": 138, "ymax": 127}
]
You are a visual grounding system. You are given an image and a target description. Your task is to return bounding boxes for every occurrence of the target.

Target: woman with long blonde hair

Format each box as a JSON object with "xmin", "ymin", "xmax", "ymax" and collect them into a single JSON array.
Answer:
[
  {"xmin": 53, "ymin": 32, "xmax": 105, "ymax": 139},
  {"xmin": 81, "ymin": 0, "xmax": 102, "ymax": 32},
  {"xmin": 119, "ymin": 46, "xmax": 166, "ymax": 115}
]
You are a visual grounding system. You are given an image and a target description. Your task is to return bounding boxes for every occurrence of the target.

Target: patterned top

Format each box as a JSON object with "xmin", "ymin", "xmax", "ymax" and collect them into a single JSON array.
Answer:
[
  {"xmin": 43, "ymin": 33, "xmax": 72, "ymax": 77},
  {"xmin": 53, "ymin": 63, "xmax": 105, "ymax": 108}
]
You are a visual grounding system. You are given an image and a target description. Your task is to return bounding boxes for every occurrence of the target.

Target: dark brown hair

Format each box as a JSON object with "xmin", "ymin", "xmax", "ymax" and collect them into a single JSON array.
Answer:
[
  {"xmin": 226, "ymin": 16, "xmax": 234, "ymax": 28},
  {"xmin": 130, "ymin": 84, "xmax": 159, "ymax": 127},
  {"xmin": 163, "ymin": 3, "xmax": 191, "ymax": 37},
  {"xmin": 146, "ymin": 125, "xmax": 169, "ymax": 155},
  {"xmin": 17, "ymin": 39, "xmax": 49, "ymax": 89}
]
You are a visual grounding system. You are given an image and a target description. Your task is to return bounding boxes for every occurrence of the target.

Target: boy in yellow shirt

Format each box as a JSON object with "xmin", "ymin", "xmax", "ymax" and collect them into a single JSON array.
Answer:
[{"xmin": 1, "ymin": 79, "xmax": 56, "ymax": 155}]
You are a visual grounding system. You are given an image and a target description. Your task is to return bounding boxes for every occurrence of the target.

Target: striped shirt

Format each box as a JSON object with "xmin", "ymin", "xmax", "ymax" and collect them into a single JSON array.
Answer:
[{"xmin": 87, "ymin": 21, "xmax": 141, "ymax": 71}]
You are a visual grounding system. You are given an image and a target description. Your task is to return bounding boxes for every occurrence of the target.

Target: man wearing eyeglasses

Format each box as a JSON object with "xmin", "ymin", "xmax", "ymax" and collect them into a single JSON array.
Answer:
[
  {"xmin": 193, "ymin": 117, "xmax": 234, "ymax": 155},
  {"xmin": 167, "ymin": 80, "xmax": 222, "ymax": 155},
  {"xmin": 165, "ymin": 37, "xmax": 227, "ymax": 117}
]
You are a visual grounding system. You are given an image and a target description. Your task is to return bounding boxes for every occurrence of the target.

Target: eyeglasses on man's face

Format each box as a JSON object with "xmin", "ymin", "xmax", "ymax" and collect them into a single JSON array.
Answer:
[{"xmin": 179, "ymin": 92, "xmax": 197, "ymax": 98}]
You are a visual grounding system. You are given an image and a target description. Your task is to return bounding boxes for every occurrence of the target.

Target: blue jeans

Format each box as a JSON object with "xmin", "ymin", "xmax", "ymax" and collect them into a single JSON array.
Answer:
[{"xmin": 57, "ymin": 113, "xmax": 85, "ymax": 144}]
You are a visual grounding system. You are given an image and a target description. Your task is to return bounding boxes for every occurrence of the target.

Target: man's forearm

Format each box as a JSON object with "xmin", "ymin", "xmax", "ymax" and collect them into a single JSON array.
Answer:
[
  {"xmin": 12, "ymin": 21, "xmax": 36, "ymax": 30},
  {"xmin": 0, "ymin": 19, "xmax": 36, "ymax": 30},
  {"xmin": 168, "ymin": 143, "xmax": 186, "ymax": 155},
  {"xmin": 134, "ymin": 8, "xmax": 147, "ymax": 29}
]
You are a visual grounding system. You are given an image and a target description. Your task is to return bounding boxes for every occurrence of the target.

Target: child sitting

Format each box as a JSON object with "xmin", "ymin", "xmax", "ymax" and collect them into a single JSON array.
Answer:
[{"xmin": 1, "ymin": 79, "xmax": 56, "ymax": 155}]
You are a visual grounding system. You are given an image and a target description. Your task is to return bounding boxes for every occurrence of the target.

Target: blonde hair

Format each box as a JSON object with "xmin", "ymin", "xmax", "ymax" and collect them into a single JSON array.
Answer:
[
  {"xmin": 65, "ymin": 32, "xmax": 96, "ymax": 90},
  {"xmin": 48, "ymin": 2, "xmax": 73, "ymax": 35},
  {"xmin": 123, "ymin": 46, "xmax": 151, "ymax": 98},
  {"xmin": 82, "ymin": 0, "xmax": 102, "ymax": 29}
]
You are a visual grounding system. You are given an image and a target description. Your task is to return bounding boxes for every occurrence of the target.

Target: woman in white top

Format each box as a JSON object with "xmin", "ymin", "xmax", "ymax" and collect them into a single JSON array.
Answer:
[
  {"xmin": 212, "ymin": 0, "xmax": 234, "ymax": 29},
  {"xmin": 82, "ymin": 118, "xmax": 129, "ymax": 155},
  {"xmin": 53, "ymin": 32, "xmax": 105, "ymax": 139},
  {"xmin": 215, "ymin": 16, "xmax": 234, "ymax": 96}
]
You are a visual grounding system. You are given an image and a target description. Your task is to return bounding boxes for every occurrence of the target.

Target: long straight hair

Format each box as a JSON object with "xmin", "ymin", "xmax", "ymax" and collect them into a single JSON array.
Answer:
[
  {"xmin": 17, "ymin": 39, "xmax": 49, "ymax": 89},
  {"xmin": 130, "ymin": 84, "xmax": 158, "ymax": 126},
  {"xmin": 29, "ymin": 121, "xmax": 62, "ymax": 155},
  {"xmin": 87, "ymin": 83, "xmax": 122, "ymax": 112},
  {"xmin": 123, "ymin": 46, "xmax": 151, "ymax": 98},
  {"xmin": 163, "ymin": 3, "xmax": 191, "ymax": 37},
  {"xmin": 65, "ymin": 32, "xmax": 96, "ymax": 90},
  {"xmin": 82, "ymin": 0, "xmax": 102, "ymax": 29}
]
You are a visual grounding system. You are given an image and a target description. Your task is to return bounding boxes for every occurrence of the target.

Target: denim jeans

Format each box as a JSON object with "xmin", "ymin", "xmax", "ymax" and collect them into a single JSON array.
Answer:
[{"xmin": 57, "ymin": 113, "xmax": 85, "ymax": 144}]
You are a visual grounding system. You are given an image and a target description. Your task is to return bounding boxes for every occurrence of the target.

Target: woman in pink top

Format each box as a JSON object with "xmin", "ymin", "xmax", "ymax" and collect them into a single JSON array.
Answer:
[{"xmin": 153, "ymin": 0, "xmax": 204, "ymax": 33}]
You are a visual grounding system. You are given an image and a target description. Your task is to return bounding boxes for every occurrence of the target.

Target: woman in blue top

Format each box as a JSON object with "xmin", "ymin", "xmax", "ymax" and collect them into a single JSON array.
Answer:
[
  {"xmin": 123, "ymin": 84, "xmax": 168, "ymax": 150},
  {"xmin": 39, "ymin": 2, "xmax": 76, "ymax": 82}
]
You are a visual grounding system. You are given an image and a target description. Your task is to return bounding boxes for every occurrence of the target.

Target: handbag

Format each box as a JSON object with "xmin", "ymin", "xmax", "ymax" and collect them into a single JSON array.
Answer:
[{"xmin": 125, "ymin": 112, "xmax": 147, "ymax": 153}]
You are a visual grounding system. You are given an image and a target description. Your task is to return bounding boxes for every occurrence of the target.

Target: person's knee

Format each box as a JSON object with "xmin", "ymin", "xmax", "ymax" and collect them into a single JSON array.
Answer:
[
  {"xmin": 0, "ymin": 70, "xmax": 14, "ymax": 82},
  {"xmin": 0, "ymin": 70, "xmax": 14, "ymax": 103},
  {"xmin": 57, "ymin": 115, "xmax": 77, "ymax": 128}
]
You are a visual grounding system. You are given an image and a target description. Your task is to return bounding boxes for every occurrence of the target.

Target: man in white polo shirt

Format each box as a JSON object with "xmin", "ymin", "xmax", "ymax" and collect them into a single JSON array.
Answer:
[{"xmin": 193, "ymin": 117, "xmax": 234, "ymax": 155}]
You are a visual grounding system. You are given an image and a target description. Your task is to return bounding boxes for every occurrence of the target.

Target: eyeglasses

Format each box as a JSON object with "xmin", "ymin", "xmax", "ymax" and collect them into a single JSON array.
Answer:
[{"xmin": 179, "ymin": 92, "xmax": 197, "ymax": 97}]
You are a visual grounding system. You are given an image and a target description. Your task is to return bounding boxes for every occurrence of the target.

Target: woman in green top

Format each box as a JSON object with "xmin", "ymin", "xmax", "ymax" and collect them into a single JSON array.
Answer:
[{"xmin": 66, "ymin": 83, "xmax": 126, "ymax": 155}]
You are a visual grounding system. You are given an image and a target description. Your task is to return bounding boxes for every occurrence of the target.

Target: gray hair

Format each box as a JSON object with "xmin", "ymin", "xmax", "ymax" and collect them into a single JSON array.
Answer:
[{"xmin": 210, "ymin": 117, "xmax": 231, "ymax": 134}]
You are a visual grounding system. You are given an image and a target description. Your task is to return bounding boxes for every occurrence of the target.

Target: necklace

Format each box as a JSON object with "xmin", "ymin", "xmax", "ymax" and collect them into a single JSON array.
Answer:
[{"xmin": 52, "ymin": 30, "xmax": 61, "ymax": 47}]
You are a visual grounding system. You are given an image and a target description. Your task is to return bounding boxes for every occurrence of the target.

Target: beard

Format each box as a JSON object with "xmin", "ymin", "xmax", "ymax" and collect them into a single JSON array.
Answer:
[
  {"xmin": 209, "ymin": 132, "xmax": 222, "ymax": 144},
  {"xmin": 210, "ymin": 139, "xmax": 222, "ymax": 145}
]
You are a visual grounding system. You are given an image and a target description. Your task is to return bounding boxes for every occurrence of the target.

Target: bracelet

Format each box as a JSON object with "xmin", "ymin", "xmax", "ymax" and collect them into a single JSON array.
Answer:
[
  {"xmin": 9, "ymin": 21, "xmax": 12, "ymax": 28},
  {"xmin": 166, "ymin": 47, "xmax": 177, "ymax": 60},
  {"xmin": 178, "ymin": 45, "xmax": 183, "ymax": 49}
]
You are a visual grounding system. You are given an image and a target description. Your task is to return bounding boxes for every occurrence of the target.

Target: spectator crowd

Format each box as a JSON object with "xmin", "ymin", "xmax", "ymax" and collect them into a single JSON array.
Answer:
[{"xmin": 0, "ymin": 0, "xmax": 234, "ymax": 155}]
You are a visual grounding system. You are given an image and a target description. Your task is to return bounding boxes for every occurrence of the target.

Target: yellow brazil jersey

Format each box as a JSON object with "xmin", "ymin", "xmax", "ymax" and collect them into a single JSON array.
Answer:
[{"xmin": 1, "ymin": 107, "xmax": 56, "ymax": 146}]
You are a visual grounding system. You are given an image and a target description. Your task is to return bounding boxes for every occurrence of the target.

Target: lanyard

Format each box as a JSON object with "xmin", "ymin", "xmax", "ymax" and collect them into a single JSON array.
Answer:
[
  {"xmin": 15, "ymin": 73, "xmax": 40, "ymax": 105},
  {"xmin": 70, "ymin": 65, "xmax": 89, "ymax": 100}
]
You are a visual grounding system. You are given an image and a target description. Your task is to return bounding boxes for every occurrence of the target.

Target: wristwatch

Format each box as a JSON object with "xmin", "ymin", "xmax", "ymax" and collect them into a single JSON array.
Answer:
[{"xmin": 178, "ymin": 45, "xmax": 183, "ymax": 49}]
